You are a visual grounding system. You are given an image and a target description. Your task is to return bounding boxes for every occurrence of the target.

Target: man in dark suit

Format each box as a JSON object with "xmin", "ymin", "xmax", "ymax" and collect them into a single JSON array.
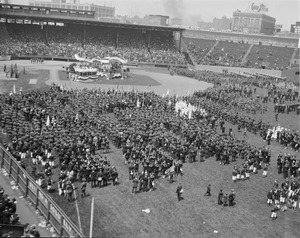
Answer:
[
  {"xmin": 204, "ymin": 184, "xmax": 211, "ymax": 196},
  {"xmin": 218, "ymin": 190, "xmax": 223, "ymax": 205},
  {"xmin": 2, "ymin": 207, "xmax": 11, "ymax": 224},
  {"xmin": 176, "ymin": 183, "xmax": 183, "ymax": 201}
]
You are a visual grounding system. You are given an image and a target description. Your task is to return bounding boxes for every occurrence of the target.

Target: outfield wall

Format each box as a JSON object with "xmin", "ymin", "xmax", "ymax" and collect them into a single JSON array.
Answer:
[
  {"xmin": 0, "ymin": 145, "xmax": 85, "ymax": 238},
  {"xmin": 195, "ymin": 64, "xmax": 283, "ymax": 77}
]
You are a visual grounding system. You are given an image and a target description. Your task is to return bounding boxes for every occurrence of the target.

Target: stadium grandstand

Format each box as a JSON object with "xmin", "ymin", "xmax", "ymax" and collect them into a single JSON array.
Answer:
[
  {"xmin": 183, "ymin": 29, "xmax": 299, "ymax": 70},
  {"xmin": 0, "ymin": 3, "xmax": 188, "ymax": 65},
  {"xmin": 0, "ymin": 2, "xmax": 299, "ymax": 71}
]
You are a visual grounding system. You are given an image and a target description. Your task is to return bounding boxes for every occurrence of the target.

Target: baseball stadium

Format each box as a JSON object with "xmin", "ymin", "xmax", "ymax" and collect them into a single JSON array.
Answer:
[{"xmin": 0, "ymin": 1, "xmax": 299, "ymax": 238}]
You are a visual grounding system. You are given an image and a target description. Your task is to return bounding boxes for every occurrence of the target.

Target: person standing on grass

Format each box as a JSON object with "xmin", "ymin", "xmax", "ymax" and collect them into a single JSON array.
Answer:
[
  {"xmin": 243, "ymin": 127, "xmax": 247, "ymax": 137},
  {"xmin": 271, "ymin": 206, "xmax": 277, "ymax": 220},
  {"xmin": 176, "ymin": 183, "xmax": 183, "ymax": 201},
  {"xmin": 66, "ymin": 181, "xmax": 73, "ymax": 202},
  {"xmin": 223, "ymin": 194, "xmax": 228, "ymax": 207},
  {"xmin": 229, "ymin": 189, "xmax": 235, "ymax": 207},
  {"xmin": 267, "ymin": 190, "xmax": 273, "ymax": 206},
  {"xmin": 218, "ymin": 189, "xmax": 223, "ymax": 205},
  {"xmin": 263, "ymin": 165, "xmax": 268, "ymax": 177},
  {"xmin": 90, "ymin": 170, "xmax": 97, "ymax": 188},
  {"xmin": 204, "ymin": 184, "xmax": 211, "ymax": 196},
  {"xmin": 292, "ymin": 193, "xmax": 298, "ymax": 210},
  {"xmin": 81, "ymin": 178, "xmax": 87, "ymax": 198},
  {"xmin": 132, "ymin": 176, "xmax": 139, "ymax": 194}
]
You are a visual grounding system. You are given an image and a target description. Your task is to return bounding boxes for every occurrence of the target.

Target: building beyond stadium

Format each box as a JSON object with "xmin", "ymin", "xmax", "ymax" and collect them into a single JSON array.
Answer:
[
  {"xmin": 29, "ymin": 0, "xmax": 115, "ymax": 19},
  {"xmin": 231, "ymin": 10, "xmax": 275, "ymax": 35}
]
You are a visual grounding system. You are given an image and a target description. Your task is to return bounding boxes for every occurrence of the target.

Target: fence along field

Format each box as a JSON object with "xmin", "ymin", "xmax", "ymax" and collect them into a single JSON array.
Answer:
[{"xmin": 0, "ymin": 145, "xmax": 85, "ymax": 238}]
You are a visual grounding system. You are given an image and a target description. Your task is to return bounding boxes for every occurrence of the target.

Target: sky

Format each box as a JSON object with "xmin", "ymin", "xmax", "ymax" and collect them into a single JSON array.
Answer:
[{"xmin": 11, "ymin": 0, "xmax": 300, "ymax": 30}]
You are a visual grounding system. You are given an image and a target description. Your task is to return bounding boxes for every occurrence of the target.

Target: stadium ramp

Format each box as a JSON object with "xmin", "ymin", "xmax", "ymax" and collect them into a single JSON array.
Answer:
[{"xmin": 242, "ymin": 44, "xmax": 254, "ymax": 65}]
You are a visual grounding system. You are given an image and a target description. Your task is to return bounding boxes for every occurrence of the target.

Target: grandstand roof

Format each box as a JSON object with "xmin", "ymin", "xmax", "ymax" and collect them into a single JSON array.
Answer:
[{"xmin": 0, "ymin": 3, "xmax": 184, "ymax": 32}]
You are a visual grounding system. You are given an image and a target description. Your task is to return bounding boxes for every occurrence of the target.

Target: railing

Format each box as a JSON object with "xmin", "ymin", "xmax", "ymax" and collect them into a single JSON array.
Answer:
[
  {"xmin": 0, "ymin": 224, "xmax": 25, "ymax": 237},
  {"xmin": 0, "ymin": 145, "xmax": 85, "ymax": 238},
  {"xmin": 5, "ymin": 55, "xmax": 188, "ymax": 68}
]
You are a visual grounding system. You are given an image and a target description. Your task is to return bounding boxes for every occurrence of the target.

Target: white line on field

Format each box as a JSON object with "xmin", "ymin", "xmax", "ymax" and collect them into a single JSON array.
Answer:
[
  {"xmin": 73, "ymin": 189, "xmax": 83, "ymax": 234},
  {"xmin": 90, "ymin": 197, "xmax": 95, "ymax": 238}
]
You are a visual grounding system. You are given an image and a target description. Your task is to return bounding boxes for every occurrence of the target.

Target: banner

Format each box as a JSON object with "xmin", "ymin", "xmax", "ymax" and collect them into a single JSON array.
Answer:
[{"xmin": 0, "ymin": 55, "xmax": 11, "ymax": 61}]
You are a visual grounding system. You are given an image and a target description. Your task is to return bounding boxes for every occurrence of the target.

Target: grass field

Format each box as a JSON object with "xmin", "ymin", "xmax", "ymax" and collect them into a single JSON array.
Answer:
[
  {"xmin": 0, "ymin": 62, "xmax": 299, "ymax": 238},
  {"xmin": 0, "ymin": 69, "xmax": 50, "ymax": 94}
]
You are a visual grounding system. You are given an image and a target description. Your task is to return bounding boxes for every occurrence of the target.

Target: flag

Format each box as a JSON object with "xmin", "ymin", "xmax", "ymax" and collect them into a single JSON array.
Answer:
[
  {"xmin": 46, "ymin": 115, "xmax": 50, "ymax": 126},
  {"xmin": 188, "ymin": 109, "xmax": 193, "ymax": 119},
  {"xmin": 19, "ymin": 87, "xmax": 23, "ymax": 93},
  {"xmin": 75, "ymin": 112, "xmax": 79, "ymax": 122},
  {"xmin": 136, "ymin": 98, "xmax": 141, "ymax": 108},
  {"xmin": 13, "ymin": 84, "xmax": 16, "ymax": 94},
  {"xmin": 251, "ymin": 3, "xmax": 260, "ymax": 11},
  {"xmin": 258, "ymin": 4, "xmax": 268, "ymax": 12},
  {"xmin": 166, "ymin": 89, "xmax": 169, "ymax": 96}
]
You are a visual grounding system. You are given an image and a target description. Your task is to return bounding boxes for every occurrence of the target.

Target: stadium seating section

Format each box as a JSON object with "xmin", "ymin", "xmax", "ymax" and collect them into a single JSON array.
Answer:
[
  {"xmin": 201, "ymin": 41, "xmax": 249, "ymax": 67},
  {"xmin": 0, "ymin": 23, "xmax": 187, "ymax": 65},
  {"xmin": 243, "ymin": 45, "xmax": 294, "ymax": 70},
  {"xmin": 292, "ymin": 48, "xmax": 300, "ymax": 66},
  {"xmin": 184, "ymin": 36, "xmax": 296, "ymax": 70},
  {"xmin": 184, "ymin": 38, "xmax": 216, "ymax": 64},
  {"xmin": 0, "ymin": 22, "xmax": 297, "ymax": 69}
]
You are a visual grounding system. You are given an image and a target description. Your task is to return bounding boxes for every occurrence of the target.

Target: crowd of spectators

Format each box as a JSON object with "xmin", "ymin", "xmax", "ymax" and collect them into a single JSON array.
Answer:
[
  {"xmin": 0, "ymin": 23, "xmax": 187, "ymax": 65},
  {"xmin": 149, "ymin": 31, "xmax": 186, "ymax": 65},
  {"xmin": 201, "ymin": 41, "xmax": 248, "ymax": 67},
  {"xmin": 246, "ymin": 45, "xmax": 294, "ymax": 70},
  {"xmin": 185, "ymin": 38, "xmax": 216, "ymax": 64},
  {"xmin": 183, "ymin": 37, "xmax": 295, "ymax": 70},
  {"xmin": 0, "ymin": 185, "xmax": 41, "ymax": 237},
  {"xmin": 0, "ymin": 186, "xmax": 18, "ymax": 225}
]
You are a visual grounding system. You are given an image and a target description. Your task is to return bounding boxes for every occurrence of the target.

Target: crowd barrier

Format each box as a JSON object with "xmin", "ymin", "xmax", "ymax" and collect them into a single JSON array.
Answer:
[{"xmin": 0, "ymin": 145, "xmax": 85, "ymax": 238}]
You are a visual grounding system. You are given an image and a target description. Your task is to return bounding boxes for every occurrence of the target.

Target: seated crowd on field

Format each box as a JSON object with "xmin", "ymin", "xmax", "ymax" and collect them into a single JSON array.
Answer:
[{"xmin": 0, "ymin": 67, "xmax": 299, "ymax": 202}]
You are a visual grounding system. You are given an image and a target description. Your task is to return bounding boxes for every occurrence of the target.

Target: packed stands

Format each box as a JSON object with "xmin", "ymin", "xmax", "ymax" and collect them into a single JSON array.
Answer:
[
  {"xmin": 115, "ymin": 28, "xmax": 150, "ymax": 62},
  {"xmin": 0, "ymin": 23, "xmax": 10, "ymax": 45},
  {"xmin": 184, "ymin": 38, "xmax": 216, "ymax": 64},
  {"xmin": 47, "ymin": 24, "xmax": 82, "ymax": 57},
  {"xmin": 245, "ymin": 45, "xmax": 294, "ymax": 70},
  {"xmin": 295, "ymin": 48, "xmax": 300, "ymax": 60},
  {"xmin": 201, "ymin": 41, "xmax": 249, "ymax": 67},
  {"xmin": 292, "ymin": 48, "xmax": 300, "ymax": 66},
  {"xmin": 1, "ymin": 23, "xmax": 47, "ymax": 56},
  {"xmin": 0, "ymin": 23, "xmax": 187, "ymax": 65},
  {"xmin": 184, "ymin": 36, "xmax": 296, "ymax": 69},
  {"xmin": 149, "ymin": 31, "xmax": 186, "ymax": 64},
  {"xmin": 0, "ymin": 185, "xmax": 42, "ymax": 237}
]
